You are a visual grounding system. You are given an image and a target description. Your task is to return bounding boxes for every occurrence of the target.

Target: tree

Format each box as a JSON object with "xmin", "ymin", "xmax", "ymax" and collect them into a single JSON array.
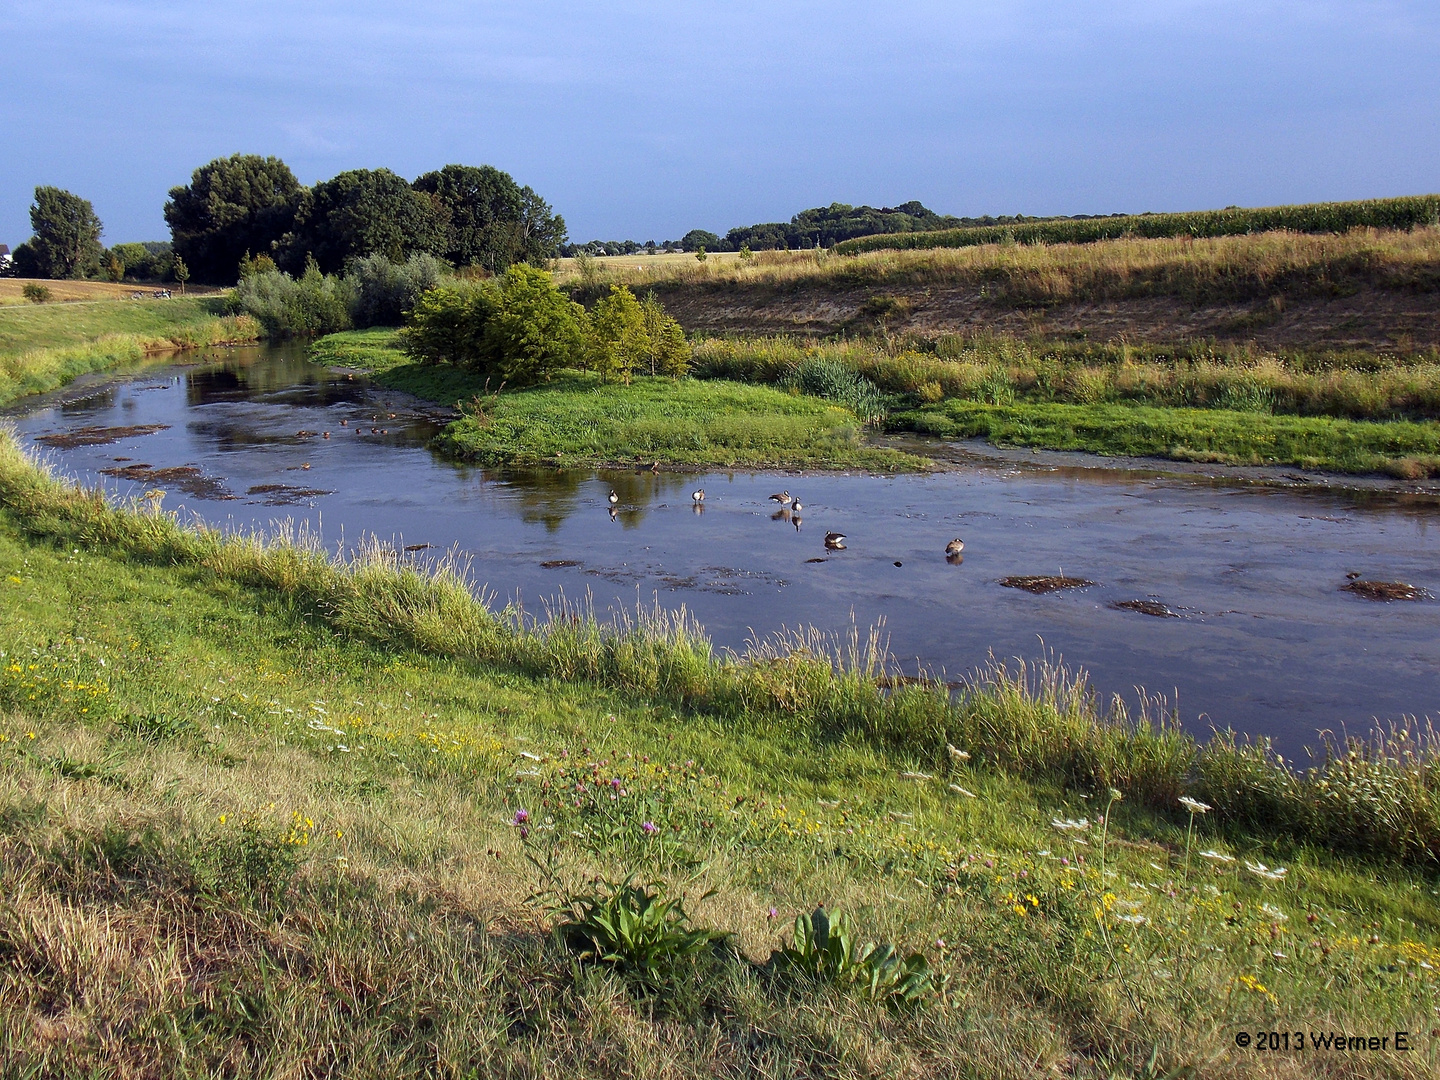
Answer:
[
  {"xmin": 680, "ymin": 229, "xmax": 721, "ymax": 253},
  {"xmin": 482, "ymin": 264, "xmax": 585, "ymax": 384},
  {"xmin": 640, "ymin": 293, "xmax": 690, "ymax": 377},
  {"xmin": 284, "ymin": 168, "xmax": 445, "ymax": 274},
  {"xmin": 173, "ymin": 256, "xmax": 190, "ymax": 295},
  {"xmin": 413, "ymin": 164, "xmax": 567, "ymax": 271},
  {"xmin": 26, "ymin": 186, "xmax": 103, "ymax": 279},
  {"xmin": 165, "ymin": 155, "xmax": 303, "ymax": 284},
  {"xmin": 103, "ymin": 250, "xmax": 125, "ymax": 282},
  {"xmin": 401, "ymin": 281, "xmax": 499, "ymax": 367},
  {"xmin": 586, "ymin": 285, "xmax": 651, "ymax": 384}
]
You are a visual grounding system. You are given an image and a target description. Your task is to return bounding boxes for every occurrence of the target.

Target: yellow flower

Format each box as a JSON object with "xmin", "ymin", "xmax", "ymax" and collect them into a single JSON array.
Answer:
[
  {"xmin": 218, "ymin": 814, "xmax": 228, "ymax": 824},
  {"xmin": 1012, "ymin": 904, "xmax": 1028, "ymax": 917}
]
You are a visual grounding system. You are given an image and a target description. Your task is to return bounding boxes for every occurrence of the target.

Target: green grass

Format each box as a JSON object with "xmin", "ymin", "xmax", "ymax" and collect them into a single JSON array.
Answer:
[
  {"xmin": 0, "ymin": 297, "xmax": 260, "ymax": 408},
  {"xmin": 834, "ymin": 194, "xmax": 1440, "ymax": 255},
  {"xmin": 892, "ymin": 398, "xmax": 1440, "ymax": 477},
  {"xmin": 312, "ymin": 330, "xmax": 927, "ymax": 471},
  {"xmin": 1, "ymin": 435, "xmax": 1438, "ymax": 1077}
]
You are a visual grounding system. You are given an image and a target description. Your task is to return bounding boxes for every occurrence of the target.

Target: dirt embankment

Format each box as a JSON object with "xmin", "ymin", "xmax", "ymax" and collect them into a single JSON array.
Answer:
[{"xmin": 653, "ymin": 282, "xmax": 1440, "ymax": 351}]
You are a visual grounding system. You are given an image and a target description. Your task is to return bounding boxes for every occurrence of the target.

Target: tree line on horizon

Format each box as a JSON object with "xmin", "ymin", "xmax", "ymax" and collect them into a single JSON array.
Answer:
[
  {"xmin": 562, "ymin": 201, "xmax": 1137, "ymax": 256},
  {"xmin": 3, "ymin": 155, "xmax": 567, "ymax": 286}
]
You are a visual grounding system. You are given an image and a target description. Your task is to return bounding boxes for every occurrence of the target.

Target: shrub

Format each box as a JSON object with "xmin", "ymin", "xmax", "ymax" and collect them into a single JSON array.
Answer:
[
  {"xmin": 231, "ymin": 261, "xmax": 353, "ymax": 337},
  {"xmin": 640, "ymin": 293, "xmax": 690, "ymax": 377},
  {"xmin": 348, "ymin": 252, "xmax": 446, "ymax": 327},
  {"xmin": 585, "ymin": 285, "xmax": 650, "ymax": 383},
  {"xmin": 482, "ymin": 264, "xmax": 585, "ymax": 385},
  {"xmin": 21, "ymin": 283, "xmax": 52, "ymax": 304},
  {"xmin": 401, "ymin": 281, "xmax": 498, "ymax": 366}
]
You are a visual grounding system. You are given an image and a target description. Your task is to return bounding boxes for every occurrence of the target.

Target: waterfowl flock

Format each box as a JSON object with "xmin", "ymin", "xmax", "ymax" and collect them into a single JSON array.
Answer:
[{"xmin": 601, "ymin": 484, "xmax": 963, "ymax": 561}]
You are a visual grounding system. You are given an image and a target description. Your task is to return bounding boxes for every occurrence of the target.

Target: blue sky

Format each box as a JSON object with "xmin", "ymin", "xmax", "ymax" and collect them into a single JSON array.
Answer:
[{"xmin": 2, "ymin": 1, "xmax": 1438, "ymax": 247}]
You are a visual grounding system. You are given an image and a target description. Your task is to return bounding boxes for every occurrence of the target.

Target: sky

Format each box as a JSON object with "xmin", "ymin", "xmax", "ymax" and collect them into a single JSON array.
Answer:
[{"xmin": 2, "ymin": 1, "xmax": 1438, "ymax": 247}]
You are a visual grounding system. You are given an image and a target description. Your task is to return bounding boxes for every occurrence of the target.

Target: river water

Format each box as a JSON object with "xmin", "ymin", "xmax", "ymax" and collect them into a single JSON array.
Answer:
[{"xmin": 7, "ymin": 343, "xmax": 1439, "ymax": 757}]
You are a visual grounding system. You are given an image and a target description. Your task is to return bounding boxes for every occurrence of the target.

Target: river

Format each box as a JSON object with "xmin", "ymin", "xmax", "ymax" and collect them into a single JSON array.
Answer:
[{"xmin": 7, "ymin": 342, "xmax": 1439, "ymax": 757}]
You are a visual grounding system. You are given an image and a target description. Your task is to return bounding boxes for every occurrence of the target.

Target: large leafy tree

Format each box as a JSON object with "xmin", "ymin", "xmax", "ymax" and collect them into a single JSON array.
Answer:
[
  {"xmin": 26, "ymin": 186, "xmax": 103, "ymax": 279},
  {"xmin": 413, "ymin": 164, "xmax": 567, "ymax": 271},
  {"xmin": 164, "ymin": 155, "xmax": 303, "ymax": 284},
  {"xmin": 284, "ymin": 168, "xmax": 445, "ymax": 274}
]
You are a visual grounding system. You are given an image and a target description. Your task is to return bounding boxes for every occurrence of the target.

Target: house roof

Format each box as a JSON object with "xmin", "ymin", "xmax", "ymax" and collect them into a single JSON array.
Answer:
[{"xmin": 0, "ymin": 245, "xmax": 10, "ymax": 257}]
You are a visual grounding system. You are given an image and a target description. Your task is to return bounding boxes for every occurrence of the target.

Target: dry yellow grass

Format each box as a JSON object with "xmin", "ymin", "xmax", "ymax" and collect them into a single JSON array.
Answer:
[
  {"xmin": 0, "ymin": 279, "xmax": 220, "ymax": 306},
  {"xmin": 562, "ymin": 227, "xmax": 1440, "ymax": 305}
]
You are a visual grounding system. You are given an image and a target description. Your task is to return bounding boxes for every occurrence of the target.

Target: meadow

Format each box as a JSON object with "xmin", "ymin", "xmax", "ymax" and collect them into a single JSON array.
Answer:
[
  {"xmin": 1, "ymin": 432, "xmax": 1437, "ymax": 1078},
  {"xmin": 0, "ymin": 297, "xmax": 259, "ymax": 408},
  {"xmin": 559, "ymin": 227, "xmax": 1440, "ymax": 310}
]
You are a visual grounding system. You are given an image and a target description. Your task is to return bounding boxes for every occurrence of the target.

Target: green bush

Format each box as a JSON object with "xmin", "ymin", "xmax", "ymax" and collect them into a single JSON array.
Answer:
[
  {"xmin": 402, "ymin": 265, "xmax": 583, "ymax": 385},
  {"xmin": 586, "ymin": 284, "xmax": 650, "ymax": 383},
  {"xmin": 21, "ymin": 283, "xmax": 52, "ymax": 304},
  {"xmin": 231, "ymin": 262, "xmax": 354, "ymax": 337},
  {"xmin": 348, "ymin": 252, "xmax": 446, "ymax": 327}
]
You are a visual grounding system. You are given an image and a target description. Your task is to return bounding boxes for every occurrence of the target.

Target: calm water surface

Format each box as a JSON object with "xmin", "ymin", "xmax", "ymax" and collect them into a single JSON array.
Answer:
[{"xmin": 8, "ymin": 343, "xmax": 1439, "ymax": 756}]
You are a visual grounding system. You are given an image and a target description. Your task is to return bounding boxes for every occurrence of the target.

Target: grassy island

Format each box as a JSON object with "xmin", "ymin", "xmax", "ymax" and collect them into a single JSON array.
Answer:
[{"xmin": 311, "ymin": 329, "xmax": 927, "ymax": 471}]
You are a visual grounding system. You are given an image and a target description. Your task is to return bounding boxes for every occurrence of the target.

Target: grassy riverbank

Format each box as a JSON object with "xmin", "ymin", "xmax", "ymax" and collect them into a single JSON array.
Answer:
[
  {"xmin": 695, "ymin": 337, "xmax": 1440, "ymax": 478},
  {"xmin": 312, "ymin": 330, "xmax": 925, "ymax": 470},
  {"xmin": 2, "ymin": 437, "xmax": 1439, "ymax": 1077},
  {"xmin": 0, "ymin": 297, "xmax": 260, "ymax": 408},
  {"xmin": 892, "ymin": 400, "xmax": 1440, "ymax": 477}
]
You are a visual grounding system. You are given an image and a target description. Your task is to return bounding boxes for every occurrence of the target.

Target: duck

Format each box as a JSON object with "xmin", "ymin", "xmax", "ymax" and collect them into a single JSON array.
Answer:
[
  {"xmin": 824, "ymin": 531, "xmax": 846, "ymax": 550},
  {"xmin": 945, "ymin": 538, "xmax": 965, "ymax": 556},
  {"xmin": 339, "ymin": 419, "xmax": 348, "ymax": 427},
  {"xmin": 768, "ymin": 490, "xmax": 792, "ymax": 506},
  {"xmin": 691, "ymin": 488, "xmax": 705, "ymax": 503},
  {"xmin": 607, "ymin": 489, "xmax": 620, "ymax": 506},
  {"xmin": 790, "ymin": 498, "xmax": 803, "ymax": 513}
]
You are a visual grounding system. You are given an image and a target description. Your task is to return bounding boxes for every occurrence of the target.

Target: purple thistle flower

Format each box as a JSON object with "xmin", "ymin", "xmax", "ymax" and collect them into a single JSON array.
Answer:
[
  {"xmin": 641, "ymin": 821, "xmax": 659, "ymax": 835},
  {"xmin": 513, "ymin": 808, "xmax": 529, "ymax": 826}
]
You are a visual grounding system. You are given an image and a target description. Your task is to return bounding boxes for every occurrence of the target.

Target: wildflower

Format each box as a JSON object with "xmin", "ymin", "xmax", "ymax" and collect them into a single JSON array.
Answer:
[
  {"xmin": 1260, "ymin": 904, "xmax": 1288, "ymax": 922},
  {"xmin": 641, "ymin": 821, "xmax": 659, "ymax": 835},
  {"xmin": 1199, "ymin": 849, "xmax": 1234, "ymax": 863},
  {"xmin": 1115, "ymin": 913, "xmax": 1148, "ymax": 925},
  {"xmin": 334, "ymin": 829, "xmax": 344, "ymax": 839},
  {"xmin": 513, "ymin": 808, "xmax": 530, "ymax": 826},
  {"xmin": 1051, "ymin": 817, "xmax": 1089, "ymax": 832},
  {"xmin": 1179, "ymin": 795, "xmax": 1211, "ymax": 815},
  {"xmin": 767, "ymin": 907, "xmax": 778, "ymax": 920},
  {"xmin": 946, "ymin": 744, "xmax": 970, "ymax": 762},
  {"xmin": 1107, "ymin": 788, "xmax": 1123, "ymax": 802}
]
